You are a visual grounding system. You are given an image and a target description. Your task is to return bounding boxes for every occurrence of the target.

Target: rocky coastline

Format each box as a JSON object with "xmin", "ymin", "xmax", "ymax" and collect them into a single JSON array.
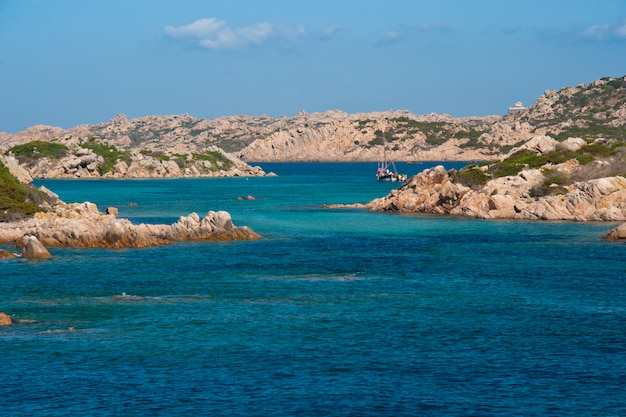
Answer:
[
  {"xmin": 0, "ymin": 145, "xmax": 269, "ymax": 181},
  {"xmin": 1, "ymin": 75, "xmax": 625, "ymax": 245},
  {"xmin": 0, "ymin": 201, "xmax": 261, "ymax": 259},
  {"xmin": 326, "ymin": 135, "xmax": 626, "ymax": 240},
  {"xmin": 0, "ymin": 142, "xmax": 264, "ymax": 259},
  {"xmin": 359, "ymin": 164, "xmax": 626, "ymax": 221}
]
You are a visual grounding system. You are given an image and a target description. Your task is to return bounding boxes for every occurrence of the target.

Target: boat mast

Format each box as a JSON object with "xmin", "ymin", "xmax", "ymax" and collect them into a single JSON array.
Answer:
[{"xmin": 381, "ymin": 129, "xmax": 388, "ymax": 171}]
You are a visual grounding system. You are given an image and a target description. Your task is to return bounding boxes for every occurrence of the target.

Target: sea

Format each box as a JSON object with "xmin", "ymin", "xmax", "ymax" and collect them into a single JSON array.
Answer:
[{"xmin": 1, "ymin": 162, "xmax": 626, "ymax": 416}]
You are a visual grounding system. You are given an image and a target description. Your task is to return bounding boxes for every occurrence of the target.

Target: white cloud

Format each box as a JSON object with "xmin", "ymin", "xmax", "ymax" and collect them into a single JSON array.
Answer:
[
  {"xmin": 164, "ymin": 18, "xmax": 304, "ymax": 51},
  {"xmin": 375, "ymin": 30, "xmax": 405, "ymax": 46},
  {"xmin": 320, "ymin": 25, "xmax": 344, "ymax": 39},
  {"xmin": 164, "ymin": 17, "xmax": 226, "ymax": 39},
  {"xmin": 581, "ymin": 18, "xmax": 626, "ymax": 41}
]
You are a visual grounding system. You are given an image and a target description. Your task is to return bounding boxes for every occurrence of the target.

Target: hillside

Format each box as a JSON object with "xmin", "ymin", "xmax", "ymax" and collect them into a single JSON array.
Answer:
[
  {"xmin": 0, "ymin": 137, "xmax": 267, "ymax": 180},
  {"xmin": 0, "ymin": 160, "xmax": 55, "ymax": 222},
  {"xmin": 0, "ymin": 75, "xmax": 624, "ymax": 168},
  {"xmin": 516, "ymin": 76, "xmax": 626, "ymax": 141}
]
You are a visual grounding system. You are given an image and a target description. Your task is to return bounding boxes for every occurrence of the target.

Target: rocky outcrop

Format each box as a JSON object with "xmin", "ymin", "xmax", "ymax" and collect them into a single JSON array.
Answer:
[
  {"xmin": 0, "ymin": 312, "xmax": 12, "ymax": 326},
  {"xmin": 0, "ymin": 155, "xmax": 33, "ymax": 184},
  {"xmin": 353, "ymin": 132, "xmax": 626, "ymax": 222},
  {"xmin": 0, "ymin": 249, "xmax": 15, "ymax": 259},
  {"xmin": 363, "ymin": 164, "xmax": 626, "ymax": 221},
  {"xmin": 1, "ymin": 140, "xmax": 269, "ymax": 180},
  {"xmin": 0, "ymin": 202, "xmax": 261, "ymax": 249},
  {"xmin": 238, "ymin": 111, "xmax": 503, "ymax": 162},
  {"xmin": 20, "ymin": 236, "xmax": 52, "ymax": 259},
  {"xmin": 604, "ymin": 222, "xmax": 626, "ymax": 240}
]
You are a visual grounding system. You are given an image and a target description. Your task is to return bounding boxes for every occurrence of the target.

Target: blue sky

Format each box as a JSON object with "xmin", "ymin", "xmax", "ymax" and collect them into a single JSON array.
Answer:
[{"xmin": 1, "ymin": 0, "xmax": 625, "ymax": 133}]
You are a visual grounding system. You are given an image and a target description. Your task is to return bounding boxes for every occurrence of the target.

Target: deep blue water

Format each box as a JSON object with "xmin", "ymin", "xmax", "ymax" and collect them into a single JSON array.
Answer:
[{"xmin": 2, "ymin": 162, "xmax": 626, "ymax": 416}]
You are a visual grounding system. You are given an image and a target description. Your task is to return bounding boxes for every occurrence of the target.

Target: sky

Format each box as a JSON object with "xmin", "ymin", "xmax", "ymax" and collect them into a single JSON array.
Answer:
[{"xmin": 1, "ymin": 0, "xmax": 626, "ymax": 133}]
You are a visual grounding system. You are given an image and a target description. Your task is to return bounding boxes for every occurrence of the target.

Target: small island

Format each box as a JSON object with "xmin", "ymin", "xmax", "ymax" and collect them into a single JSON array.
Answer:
[{"xmin": 0, "ymin": 160, "xmax": 261, "ymax": 259}]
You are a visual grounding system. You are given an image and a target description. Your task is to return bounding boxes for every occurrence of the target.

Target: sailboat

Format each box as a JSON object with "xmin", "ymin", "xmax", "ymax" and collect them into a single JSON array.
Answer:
[
  {"xmin": 376, "ymin": 160, "xmax": 407, "ymax": 182},
  {"xmin": 376, "ymin": 132, "xmax": 407, "ymax": 182}
]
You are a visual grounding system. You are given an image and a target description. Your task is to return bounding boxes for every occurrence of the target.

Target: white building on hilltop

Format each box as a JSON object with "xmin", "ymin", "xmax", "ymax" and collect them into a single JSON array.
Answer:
[{"xmin": 508, "ymin": 101, "xmax": 527, "ymax": 115}]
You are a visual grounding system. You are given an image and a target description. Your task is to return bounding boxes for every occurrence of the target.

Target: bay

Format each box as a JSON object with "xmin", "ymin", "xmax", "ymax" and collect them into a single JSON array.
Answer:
[{"xmin": 1, "ymin": 162, "xmax": 625, "ymax": 416}]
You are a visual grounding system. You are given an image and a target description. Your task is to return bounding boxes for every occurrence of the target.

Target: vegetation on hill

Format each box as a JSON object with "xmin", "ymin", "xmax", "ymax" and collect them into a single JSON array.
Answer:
[
  {"xmin": 453, "ymin": 139, "xmax": 626, "ymax": 195},
  {"xmin": 140, "ymin": 149, "xmax": 234, "ymax": 172},
  {"xmin": 9, "ymin": 140, "xmax": 68, "ymax": 165},
  {"xmin": 0, "ymin": 160, "xmax": 51, "ymax": 222},
  {"xmin": 191, "ymin": 150, "xmax": 234, "ymax": 171},
  {"xmin": 104, "ymin": 114, "xmax": 263, "ymax": 152},
  {"xmin": 356, "ymin": 74, "xmax": 625, "ymax": 156},
  {"xmin": 1, "ymin": 75, "xmax": 624, "ymax": 164},
  {"xmin": 524, "ymin": 76, "xmax": 626, "ymax": 142},
  {"xmin": 79, "ymin": 137, "xmax": 132, "ymax": 174}
]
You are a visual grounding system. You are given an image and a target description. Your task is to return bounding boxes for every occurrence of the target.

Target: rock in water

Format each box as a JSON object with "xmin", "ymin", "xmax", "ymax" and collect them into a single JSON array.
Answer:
[
  {"xmin": 603, "ymin": 222, "xmax": 626, "ymax": 240},
  {"xmin": 0, "ymin": 249, "xmax": 15, "ymax": 259},
  {"xmin": 0, "ymin": 312, "xmax": 13, "ymax": 326},
  {"xmin": 0, "ymin": 201, "xmax": 261, "ymax": 248},
  {"xmin": 21, "ymin": 236, "xmax": 52, "ymax": 259}
]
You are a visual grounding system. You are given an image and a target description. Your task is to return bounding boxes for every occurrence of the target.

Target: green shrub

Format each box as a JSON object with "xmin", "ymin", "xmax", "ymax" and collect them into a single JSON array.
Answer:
[
  {"xmin": 529, "ymin": 184, "xmax": 568, "ymax": 198},
  {"xmin": 366, "ymin": 130, "xmax": 386, "ymax": 148},
  {"xmin": 0, "ymin": 160, "xmax": 49, "ymax": 221},
  {"xmin": 454, "ymin": 128, "xmax": 484, "ymax": 141},
  {"xmin": 452, "ymin": 167, "xmax": 490, "ymax": 189},
  {"xmin": 192, "ymin": 151, "xmax": 233, "ymax": 171},
  {"xmin": 548, "ymin": 123, "xmax": 626, "ymax": 141},
  {"xmin": 579, "ymin": 143, "xmax": 615, "ymax": 157},
  {"xmin": 576, "ymin": 155, "xmax": 595, "ymax": 165},
  {"xmin": 488, "ymin": 147, "xmax": 595, "ymax": 178},
  {"xmin": 79, "ymin": 137, "xmax": 131, "ymax": 174},
  {"xmin": 355, "ymin": 119, "xmax": 375, "ymax": 129},
  {"xmin": 606, "ymin": 77, "xmax": 626, "ymax": 89},
  {"xmin": 530, "ymin": 174, "xmax": 569, "ymax": 197},
  {"xmin": 489, "ymin": 149, "xmax": 539, "ymax": 177},
  {"xmin": 9, "ymin": 140, "xmax": 68, "ymax": 163},
  {"xmin": 542, "ymin": 175, "xmax": 567, "ymax": 186},
  {"xmin": 140, "ymin": 149, "xmax": 170, "ymax": 161},
  {"xmin": 425, "ymin": 137, "xmax": 448, "ymax": 146}
]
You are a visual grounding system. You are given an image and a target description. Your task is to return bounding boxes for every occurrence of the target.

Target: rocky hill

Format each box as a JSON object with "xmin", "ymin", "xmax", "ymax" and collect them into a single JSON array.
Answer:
[
  {"xmin": 1, "ymin": 75, "xmax": 624, "ymax": 171},
  {"xmin": 349, "ymin": 135, "xmax": 626, "ymax": 222},
  {"xmin": 516, "ymin": 77, "xmax": 626, "ymax": 140},
  {"xmin": 0, "ymin": 136, "xmax": 267, "ymax": 180}
]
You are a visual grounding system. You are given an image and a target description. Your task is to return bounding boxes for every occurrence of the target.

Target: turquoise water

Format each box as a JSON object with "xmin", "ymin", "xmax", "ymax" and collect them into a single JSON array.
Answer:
[{"xmin": 2, "ymin": 162, "xmax": 626, "ymax": 416}]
